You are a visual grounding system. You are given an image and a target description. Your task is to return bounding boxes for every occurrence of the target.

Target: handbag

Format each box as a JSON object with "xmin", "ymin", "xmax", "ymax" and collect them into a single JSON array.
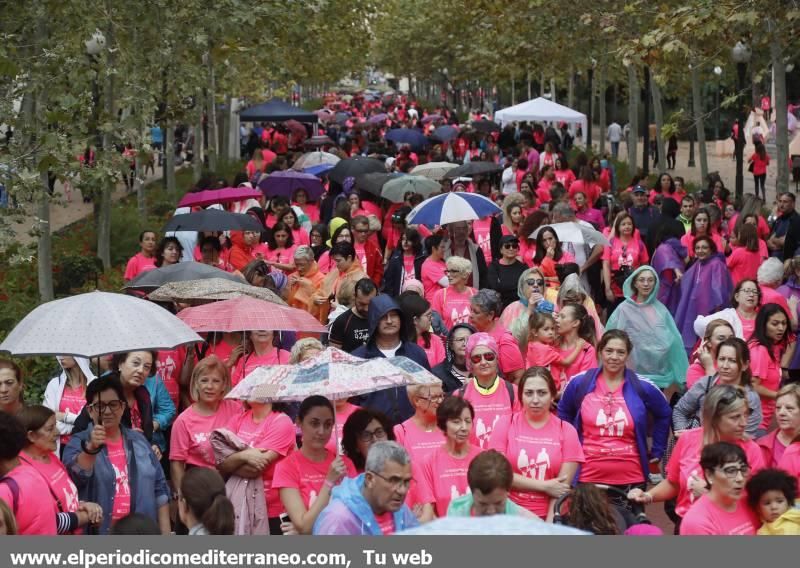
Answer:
[{"xmin": 748, "ymin": 161, "xmax": 755, "ymax": 173}]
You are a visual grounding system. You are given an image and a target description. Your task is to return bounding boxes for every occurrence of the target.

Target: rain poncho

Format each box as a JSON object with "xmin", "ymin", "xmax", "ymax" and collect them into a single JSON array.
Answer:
[
  {"xmin": 605, "ymin": 266, "xmax": 688, "ymax": 388},
  {"xmin": 651, "ymin": 238, "xmax": 686, "ymax": 315}
]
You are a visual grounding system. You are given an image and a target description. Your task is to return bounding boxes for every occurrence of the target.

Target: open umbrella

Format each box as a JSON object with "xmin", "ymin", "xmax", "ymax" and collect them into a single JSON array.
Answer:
[
  {"xmin": 303, "ymin": 163, "xmax": 336, "ymax": 177},
  {"xmin": 367, "ymin": 113, "xmax": 388, "ymax": 125},
  {"xmin": 385, "ymin": 128, "xmax": 429, "ymax": 150},
  {"xmin": 292, "ymin": 151, "xmax": 341, "ymax": 170},
  {"xmin": 443, "ymin": 161, "xmax": 503, "ymax": 179},
  {"xmin": 328, "ymin": 156, "xmax": 386, "ymax": 184},
  {"xmin": 283, "ymin": 120, "xmax": 308, "ymax": 139},
  {"xmin": 406, "ymin": 192, "xmax": 501, "ymax": 226},
  {"xmin": 315, "ymin": 110, "xmax": 336, "ymax": 123},
  {"xmin": 227, "ymin": 347, "xmax": 440, "ymax": 403},
  {"xmin": 304, "ymin": 135, "xmax": 335, "ymax": 147},
  {"xmin": 399, "ymin": 516, "xmax": 588, "ymax": 536},
  {"xmin": 177, "ymin": 295, "xmax": 326, "ymax": 333},
  {"xmin": 335, "ymin": 112, "xmax": 350, "ymax": 124},
  {"xmin": 471, "ymin": 119, "xmax": 501, "ymax": 133},
  {"xmin": 356, "ymin": 172, "xmax": 404, "ymax": 197},
  {"xmin": 178, "ymin": 187, "xmax": 262, "ymax": 208},
  {"xmin": 125, "ymin": 262, "xmax": 243, "ymax": 292},
  {"xmin": 257, "ymin": 170, "xmax": 325, "ymax": 200},
  {"xmin": 431, "ymin": 125, "xmax": 458, "ymax": 142},
  {"xmin": 530, "ymin": 222, "xmax": 610, "ymax": 246},
  {"xmin": 410, "ymin": 161, "xmax": 458, "ymax": 181},
  {"xmin": 163, "ymin": 209, "xmax": 264, "ymax": 233},
  {"xmin": 147, "ymin": 278, "xmax": 286, "ymax": 305},
  {"xmin": 0, "ymin": 291, "xmax": 202, "ymax": 358},
  {"xmin": 421, "ymin": 114, "xmax": 443, "ymax": 124},
  {"xmin": 381, "ymin": 175, "xmax": 440, "ymax": 203}
]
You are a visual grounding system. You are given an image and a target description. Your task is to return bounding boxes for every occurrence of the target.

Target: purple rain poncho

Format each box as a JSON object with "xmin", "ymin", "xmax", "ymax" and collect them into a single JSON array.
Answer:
[{"xmin": 651, "ymin": 238, "xmax": 686, "ymax": 316}]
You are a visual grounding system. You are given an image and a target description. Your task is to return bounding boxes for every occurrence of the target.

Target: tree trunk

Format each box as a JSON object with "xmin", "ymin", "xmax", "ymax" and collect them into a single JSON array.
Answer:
[
  {"xmin": 599, "ymin": 64, "xmax": 606, "ymax": 156},
  {"xmin": 206, "ymin": 51, "xmax": 218, "ymax": 172},
  {"xmin": 651, "ymin": 76, "xmax": 666, "ymax": 172},
  {"xmin": 627, "ymin": 65, "xmax": 639, "ymax": 169},
  {"xmin": 691, "ymin": 64, "xmax": 709, "ymax": 181},
  {"xmin": 550, "ymin": 78, "xmax": 556, "ymax": 103},
  {"xmin": 37, "ymin": 173, "xmax": 53, "ymax": 301},
  {"xmin": 193, "ymin": 110, "xmax": 203, "ymax": 183},
  {"xmin": 568, "ymin": 70, "xmax": 575, "ymax": 108},
  {"xmin": 97, "ymin": 17, "xmax": 115, "ymax": 271},
  {"xmin": 229, "ymin": 96, "xmax": 240, "ymax": 160},
  {"xmin": 135, "ymin": 152, "xmax": 145, "ymax": 218},
  {"xmin": 511, "ymin": 75, "xmax": 515, "ymax": 105},
  {"xmin": 540, "ymin": 72, "xmax": 545, "ymax": 97},
  {"xmin": 770, "ymin": 31, "xmax": 789, "ymax": 194},
  {"xmin": 527, "ymin": 70, "xmax": 531, "ymax": 100},
  {"xmin": 165, "ymin": 123, "xmax": 176, "ymax": 194}
]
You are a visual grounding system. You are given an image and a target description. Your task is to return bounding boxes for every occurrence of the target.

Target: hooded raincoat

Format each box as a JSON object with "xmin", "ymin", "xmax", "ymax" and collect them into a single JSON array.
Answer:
[
  {"xmin": 650, "ymin": 238, "xmax": 686, "ymax": 315},
  {"xmin": 605, "ymin": 266, "xmax": 688, "ymax": 389}
]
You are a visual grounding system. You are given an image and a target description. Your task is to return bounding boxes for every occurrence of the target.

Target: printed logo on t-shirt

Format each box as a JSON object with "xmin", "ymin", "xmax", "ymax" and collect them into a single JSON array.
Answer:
[
  {"xmin": 156, "ymin": 355, "xmax": 176, "ymax": 383},
  {"xmin": 308, "ymin": 490, "xmax": 318, "ymax": 507},
  {"xmin": 475, "ymin": 415, "xmax": 500, "ymax": 449},
  {"xmin": 352, "ymin": 328, "xmax": 370, "ymax": 346},
  {"xmin": 449, "ymin": 306, "xmax": 471, "ymax": 327},
  {"xmin": 192, "ymin": 432, "xmax": 209, "ymax": 444},
  {"xmin": 112, "ymin": 463, "xmax": 130, "ymax": 497},
  {"xmin": 596, "ymin": 405, "xmax": 628, "ymax": 437},
  {"xmin": 450, "ymin": 484, "xmax": 470, "ymax": 502},
  {"xmin": 517, "ymin": 448, "xmax": 551, "ymax": 481}
]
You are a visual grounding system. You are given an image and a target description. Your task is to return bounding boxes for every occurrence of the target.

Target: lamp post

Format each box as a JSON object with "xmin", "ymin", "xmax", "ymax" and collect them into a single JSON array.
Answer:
[
  {"xmin": 587, "ymin": 58, "xmax": 597, "ymax": 149},
  {"xmin": 713, "ymin": 66, "xmax": 723, "ymax": 140},
  {"xmin": 732, "ymin": 41, "xmax": 751, "ymax": 202},
  {"xmin": 642, "ymin": 65, "xmax": 651, "ymax": 175}
]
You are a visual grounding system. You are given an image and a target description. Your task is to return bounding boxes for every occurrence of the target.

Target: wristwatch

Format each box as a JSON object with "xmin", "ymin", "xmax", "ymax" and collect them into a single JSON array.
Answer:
[{"xmin": 81, "ymin": 439, "xmax": 102, "ymax": 455}]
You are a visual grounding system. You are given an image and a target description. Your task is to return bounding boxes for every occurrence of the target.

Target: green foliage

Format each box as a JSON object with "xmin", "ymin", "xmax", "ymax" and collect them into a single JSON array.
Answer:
[{"xmin": 54, "ymin": 254, "xmax": 104, "ymax": 295}]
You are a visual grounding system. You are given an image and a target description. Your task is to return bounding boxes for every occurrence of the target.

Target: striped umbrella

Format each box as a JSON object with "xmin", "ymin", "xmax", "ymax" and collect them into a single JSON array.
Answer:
[{"xmin": 405, "ymin": 192, "xmax": 500, "ymax": 226}]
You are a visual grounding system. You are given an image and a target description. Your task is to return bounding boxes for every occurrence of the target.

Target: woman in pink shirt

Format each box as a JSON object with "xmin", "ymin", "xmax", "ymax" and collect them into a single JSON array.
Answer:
[
  {"xmin": 281, "ymin": 208, "xmax": 310, "ymax": 247},
  {"xmin": 536, "ymin": 166, "xmax": 556, "ymax": 204},
  {"xmin": 554, "ymin": 156, "xmax": 576, "ymax": 189},
  {"xmin": 399, "ymin": 294, "xmax": 446, "ymax": 366},
  {"xmin": 489, "ymin": 368, "xmax": 584, "ymax": 520},
  {"xmin": 748, "ymin": 303, "xmax": 792, "ymax": 433},
  {"xmin": 123, "ymin": 230, "xmax": 158, "ymax": 282},
  {"xmin": 727, "ymin": 224, "xmax": 763, "ymax": 285},
  {"xmin": 531, "ymin": 227, "xmax": 576, "ymax": 286},
  {"xmin": 681, "ymin": 209, "xmax": 725, "ymax": 259},
  {"xmin": 273, "ymin": 396, "xmax": 356, "ymax": 534},
  {"xmin": 292, "ymin": 188, "xmax": 320, "ymax": 224},
  {"xmin": 602, "ymin": 213, "xmax": 649, "ymax": 306},
  {"xmin": 169, "ymin": 356, "xmax": 243, "ymax": 495},
  {"xmin": 318, "ymin": 223, "xmax": 353, "ymax": 274},
  {"xmin": 231, "ymin": 330, "xmax": 290, "ymax": 386},
  {"xmin": 573, "ymin": 191, "xmax": 605, "ymax": 230},
  {"xmin": 685, "ymin": 319, "xmax": 735, "ymax": 389},
  {"xmin": 552, "ymin": 303, "xmax": 597, "ymax": 389},
  {"xmin": 417, "ymin": 396, "xmax": 482, "ymax": 521},
  {"xmin": 756, "ymin": 383, "xmax": 800, "ymax": 468},
  {"xmin": 420, "ymin": 235, "xmax": 449, "ymax": 300},
  {"xmin": 569, "ymin": 166, "xmax": 601, "ymax": 206},
  {"xmin": 430, "ymin": 256, "xmax": 477, "ymax": 330},
  {"xmin": 264, "ymin": 222, "xmax": 297, "ymax": 274}
]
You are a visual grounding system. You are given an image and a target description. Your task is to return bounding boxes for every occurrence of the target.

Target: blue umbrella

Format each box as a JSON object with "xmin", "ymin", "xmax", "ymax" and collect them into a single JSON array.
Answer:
[
  {"xmin": 303, "ymin": 163, "xmax": 335, "ymax": 177},
  {"xmin": 367, "ymin": 113, "xmax": 388, "ymax": 125},
  {"xmin": 385, "ymin": 128, "xmax": 430, "ymax": 150},
  {"xmin": 258, "ymin": 170, "xmax": 325, "ymax": 200},
  {"xmin": 431, "ymin": 125, "xmax": 458, "ymax": 142},
  {"xmin": 405, "ymin": 191, "xmax": 501, "ymax": 226}
]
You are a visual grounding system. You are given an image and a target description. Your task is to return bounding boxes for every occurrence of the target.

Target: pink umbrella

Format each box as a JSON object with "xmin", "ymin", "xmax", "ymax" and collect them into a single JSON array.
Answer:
[
  {"xmin": 177, "ymin": 296, "xmax": 326, "ymax": 333},
  {"xmin": 284, "ymin": 120, "xmax": 309, "ymax": 140},
  {"xmin": 178, "ymin": 187, "xmax": 263, "ymax": 208}
]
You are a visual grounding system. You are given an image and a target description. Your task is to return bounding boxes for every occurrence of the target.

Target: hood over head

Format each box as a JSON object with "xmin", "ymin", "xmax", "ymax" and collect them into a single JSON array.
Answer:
[
  {"xmin": 366, "ymin": 294, "xmax": 409, "ymax": 344},
  {"xmin": 622, "ymin": 265, "xmax": 660, "ymax": 305}
]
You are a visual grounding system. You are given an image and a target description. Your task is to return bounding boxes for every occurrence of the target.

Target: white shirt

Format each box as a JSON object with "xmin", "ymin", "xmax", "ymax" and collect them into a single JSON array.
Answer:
[
  {"xmin": 501, "ymin": 166, "xmax": 517, "ymax": 195},
  {"xmin": 607, "ymin": 123, "xmax": 622, "ymax": 143}
]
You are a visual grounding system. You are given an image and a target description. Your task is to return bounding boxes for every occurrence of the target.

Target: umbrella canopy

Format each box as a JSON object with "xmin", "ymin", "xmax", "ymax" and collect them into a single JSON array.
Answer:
[
  {"xmin": 328, "ymin": 156, "xmax": 386, "ymax": 184},
  {"xmin": 177, "ymin": 296, "xmax": 326, "ymax": 333},
  {"xmin": 303, "ymin": 163, "xmax": 336, "ymax": 177},
  {"xmin": 227, "ymin": 347, "xmax": 441, "ymax": 403},
  {"xmin": 470, "ymin": 119, "xmax": 501, "ymax": 133},
  {"xmin": 0, "ymin": 291, "xmax": 202, "ymax": 358},
  {"xmin": 292, "ymin": 151, "xmax": 341, "ymax": 170},
  {"xmin": 125, "ymin": 262, "xmax": 243, "ymax": 292},
  {"xmin": 381, "ymin": 175, "xmax": 440, "ymax": 203},
  {"xmin": 178, "ymin": 187, "xmax": 262, "ymax": 208},
  {"xmin": 421, "ymin": 114, "xmax": 443, "ymax": 124},
  {"xmin": 283, "ymin": 120, "xmax": 308, "ymax": 139},
  {"xmin": 335, "ymin": 112, "xmax": 351, "ymax": 124},
  {"xmin": 410, "ymin": 161, "xmax": 458, "ymax": 181},
  {"xmin": 406, "ymin": 192, "xmax": 501, "ymax": 226},
  {"xmin": 530, "ymin": 222, "xmax": 610, "ymax": 246},
  {"xmin": 443, "ymin": 161, "xmax": 503, "ymax": 179},
  {"xmin": 399, "ymin": 516, "xmax": 588, "ymax": 536},
  {"xmin": 431, "ymin": 125, "xmax": 459, "ymax": 142},
  {"xmin": 147, "ymin": 278, "xmax": 286, "ymax": 306},
  {"xmin": 494, "ymin": 97, "xmax": 587, "ymax": 135},
  {"xmin": 163, "ymin": 209, "xmax": 264, "ymax": 233},
  {"xmin": 356, "ymin": 172, "xmax": 404, "ymax": 197},
  {"xmin": 315, "ymin": 110, "xmax": 336, "ymax": 123},
  {"xmin": 367, "ymin": 113, "xmax": 388, "ymax": 125},
  {"xmin": 239, "ymin": 98, "xmax": 318, "ymax": 123},
  {"xmin": 304, "ymin": 135, "xmax": 335, "ymax": 147},
  {"xmin": 257, "ymin": 170, "xmax": 325, "ymax": 200},
  {"xmin": 385, "ymin": 128, "xmax": 429, "ymax": 150}
]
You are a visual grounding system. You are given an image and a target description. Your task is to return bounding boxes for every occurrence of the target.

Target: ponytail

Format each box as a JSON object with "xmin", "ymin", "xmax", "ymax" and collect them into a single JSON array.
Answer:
[
  {"xmin": 202, "ymin": 492, "xmax": 235, "ymax": 536},
  {"xmin": 564, "ymin": 303, "xmax": 596, "ymax": 346},
  {"xmin": 180, "ymin": 467, "xmax": 235, "ymax": 535}
]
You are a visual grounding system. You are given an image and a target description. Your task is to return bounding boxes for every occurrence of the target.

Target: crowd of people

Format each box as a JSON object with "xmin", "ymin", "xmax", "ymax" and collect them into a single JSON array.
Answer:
[{"xmin": 1, "ymin": 93, "xmax": 800, "ymax": 537}]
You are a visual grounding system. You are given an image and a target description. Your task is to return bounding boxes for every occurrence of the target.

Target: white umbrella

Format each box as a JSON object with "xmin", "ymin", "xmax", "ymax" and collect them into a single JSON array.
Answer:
[
  {"xmin": 291, "ymin": 151, "xmax": 341, "ymax": 170},
  {"xmin": 410, "ymin": 161, "xmax": 458, "ymax": 181},
  {"xmin": 406, "ymin": 192, "xmax": 501, "ymax": 226},
  {"xmin": 530, "ymin": 222, "xmax": 610, "ymax": 246},
  {"xmin": 0, "ymin": 291, "xmax": 202, "ymax": 358}
]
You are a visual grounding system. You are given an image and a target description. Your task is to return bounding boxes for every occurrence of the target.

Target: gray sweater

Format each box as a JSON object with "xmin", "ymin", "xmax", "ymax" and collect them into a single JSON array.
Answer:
[{"xmin": 672, "ymin": 375, "xmax": 762, "ymax": 437}]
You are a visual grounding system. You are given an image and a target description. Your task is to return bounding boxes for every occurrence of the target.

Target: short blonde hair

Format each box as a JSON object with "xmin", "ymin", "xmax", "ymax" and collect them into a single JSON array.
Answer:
[
  {"xmin": 190, "ymin": 355, "xmax": 231, "ymax": 401},
  {"xmin": 289, "ymin": 338, "xmax": 324, "ymax": 364},
  {"xmin": 0, "ymin": 496, "xmax": 17, "ymax": 535},
  {"xmin": 446, "ymin": 256, "xmax": 471, "ymax": 274}
]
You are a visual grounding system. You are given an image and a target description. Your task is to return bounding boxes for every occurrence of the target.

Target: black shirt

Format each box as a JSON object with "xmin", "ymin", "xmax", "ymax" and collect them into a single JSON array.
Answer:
[
  {"xmin": 486, "ymin": 260, "xmax": 528, "ymax": 309},
  {"xmin": 329, "ymin": 309, "xmax": 370, "ymax": 352}
]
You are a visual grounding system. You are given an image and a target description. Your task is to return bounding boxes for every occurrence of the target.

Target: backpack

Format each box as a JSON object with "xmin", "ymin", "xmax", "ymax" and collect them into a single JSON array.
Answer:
[
  {"xmin": 457, "ymin": 378, "xmax": 516, "ymax": 411},
  {"xmin": 0, "ymin": 475, "xmax": 20, "ymax": 514}
]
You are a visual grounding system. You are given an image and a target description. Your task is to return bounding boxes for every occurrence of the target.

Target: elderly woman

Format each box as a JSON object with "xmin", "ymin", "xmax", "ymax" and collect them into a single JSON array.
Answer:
[
  {"xmin": 487, "ymin": 235, "xmax": 529, "ymax": 310},
  {"xmin": 673, "ymin": 338, "xmax": 763, "ymax": 437},
  {"xmin": 314, "ymin": 242, "xmax": 367, "ymax": 325},
  {"xmin": 757, "ymin": 384, "xmax": 800, "ymax": 467},
  {"xmin": 0, "ymin": 359, "xmax": 25, "ymax": 415},
  {"xmin": 469, "ymin": 290, "xmax": 526, "ymax": 383},
  {"xmin": 757, "ymin": 258, "xmax": 794, "ymax": 322},
  {"xmin": 500, "ymin": 268, "xmax": 554, "ymax": 348},
  {"xmin": 287, "ymin": 245, "xmax": 327, "ymax": 322},
  {"xmin": 444, "ymin": 221, "xmax": 487, "ymax": 289},
  {"xmin": 628, "ymin": 384, "xmax": 765, "ymax": 532},
  {"xmin": 489, "ymin": 367, "xmax": 584, "ymax": 521},
  {"xmin": 429, "ymin": 256, "xmax": 477, "ymax": 331},
  {"xmin": 64, "ymin": 376, "xmax": 171, "ymax": 534},
  {"xmin": 558, "ymin": 330, "xmax": 672, "ymax": 498},
  {"xmin": 694, "ymin": 279, "xmax": 761, "ymax": 343},
  {"xmin": 417, "ymin": 396, "xmax": 482, "ymax": 521},
  {"xmin": 432, "ymin": 324, "xmax": 475, "ymax": 393},
  {"xmin": 605, "ymin": 266, "xmax": 688, "ymax": 389}
]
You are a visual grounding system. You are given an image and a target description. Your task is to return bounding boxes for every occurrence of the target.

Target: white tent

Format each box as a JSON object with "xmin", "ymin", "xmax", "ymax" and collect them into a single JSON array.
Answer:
[{"xmin": 494, "ymin": 97, "xmax": 587, "ymax": 135}]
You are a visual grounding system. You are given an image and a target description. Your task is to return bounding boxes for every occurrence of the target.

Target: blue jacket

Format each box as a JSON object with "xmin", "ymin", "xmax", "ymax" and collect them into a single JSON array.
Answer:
[
  {"xmin": 312, "ymin": 474, "xmax": 419, "ymax": 535},
  {"xmin": 353, "ymin": 294, "xmax": 431, "ymax": 424},
  {"xmin": 557, "ymin": 367, "xmax": 672, "ymax": 483},
  {"xmin": 64, "ymin": 426, "xmax": 170, "ymax": 535},
  {"xmin": 145, "ymin": 375, "xmax": 176, "ymax": 453}
]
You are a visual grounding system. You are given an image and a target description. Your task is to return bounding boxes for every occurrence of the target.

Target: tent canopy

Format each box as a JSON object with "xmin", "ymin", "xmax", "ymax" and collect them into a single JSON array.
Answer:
[
  {"xmin": 239, "ymin": 98, "xmax": 318, "ymax": 123},
  {"xmin": 494, "ymin": 97, "xmax": 586, "ymax": 134}
]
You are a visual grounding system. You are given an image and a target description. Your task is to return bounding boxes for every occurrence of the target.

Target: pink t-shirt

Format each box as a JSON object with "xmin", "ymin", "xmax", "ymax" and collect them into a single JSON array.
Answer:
[
  {"xmin": 418, "ymin": 445, "xmax": 482, "ymax": 516},
  {"xmin": 419, "ymin": 334, "xmax": 446, "ymax": 367},
  {"xmin": 726, "ymin": 247, "xmax": 763, "ymax": 285},
  {"xmin": 461, "ymin": 379, "xmax": 517, "ymax": 449},
  {"xmin": 679, "ymin": 494, "xmax": 757, "ymax": 535},
  {"xmin": 486, "ymin": 324, "xmax": 526, "ymax": 377},
  {"xmin": 59, "ymin": 384, "xmax": 86, "ymax": 446},
  {"xmin": 551, "ymin": 344, "xmax": 597, "ymax": 389},
  {"xmin": 375, "ymin": 511, "xmax": 396, "ymax": 535},
  {"xmin": 472, "ymin": 218, "xmax": 494, "ymax": 262},
  {"xmin": 264, "ymin": 245, "xmax": 298, "ymax": 274},
  {"xmin": 740, "ymin": 315, "xmax": 756, "ymax": 341},
  {"xmin": 170, "ymin": 399, "xmax": 243, "ymax": 467},
  {"xmin": 402, "ymin": 254, "xmax": 416, "ymax": 284},
  {"xmin": 123, "ymin": 253, "xmax": 157, "ymax": 281},
  {"xmin": 21, "ymin": 452, "xmax": 80, "ymax": 514},
  {"xmin": 489, "ymin": 413, "xmax": 584, "ymax": 518},
  {"xmin": 231, "ymin": 349, "xmax": 290, "ymax": 386},
  {"xmin": 777, "ymin": 443, "xmax": 800, "ymax": 481},
  {"xmin": 666, "ymin": 427, "xmax": 765, "ymax": 517},
  {"xmin": 685, "ymin": 362, "xmax": 710, "ymax": 390},
  {"xmin": 105, "ymin": 436, "xmax": 131, "ymax": 522},
  {"xmin": 394, "ymin": 418, "xmax": 446, "ymax": 508},
  {"xmin": 156, "ymin": 348, "xmax": 184, "ymax": 407},
  {"xmin": 602, "ymin": 237, "xmax": 649, "ymax": 297},
  {"xmin": 681, "ymin": 233, "xmax": 725, "ymax": 258},
  {"xmin": 554, "ymin": 169, "xmax": 576, "ymax": 188},
  {"xmin": 421, "ymin": 258, "xmax": 447, "ymax": 300},
  {"xmin": 748, "ymin": 343, "xmax": 782, "ymax": 429},
  {"xmin": 272, "ymin": 450, "xmax": 357, "ymax": 509},
  {"xmin": 526, "ymin": 342, "xmax": 559, "ymax": 369},
  {"xmin": 291, "ymin": 228, "xmax": 310, "ymax": 246},
  {"xmin": 0, "ymin": 464, "xmax": 59, "ymax": 535},
  {"xmin": 430, "ymin": 286, "xmax": 476, "ymax": 329},
  {"xmin": 325, "ymin": 402, "xmax": 359, "ymax": 455},
  {"xmin": 578, "ymin": 378, "xmax": 642, "ymax": 484},
  {"xmin": 227, "ymin": 410, "xmax": 296, "ymax": 517},
  {"xmin": 354, "ymin": 243, "xmax": 368, "ymax": 273},
  {"xmin": 760, "ymin": 286, "xmax": 791, "ymax": 315}
]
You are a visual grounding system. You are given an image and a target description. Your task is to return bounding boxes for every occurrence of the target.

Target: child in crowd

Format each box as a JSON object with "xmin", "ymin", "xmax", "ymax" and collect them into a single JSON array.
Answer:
[
  {"xmin": 525, "ymin": 312, "xmax": 585, "ymax": 389},
  {"xmin": 746, "ymin": 469, "xmax": 800, "ymax": 535}
]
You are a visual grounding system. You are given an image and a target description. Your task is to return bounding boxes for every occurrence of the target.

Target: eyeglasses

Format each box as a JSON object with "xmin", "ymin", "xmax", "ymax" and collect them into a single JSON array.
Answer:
[
  {"xmin": 525, "ymin": 279, "xmax": 544, "ymax": 287},
  {"xmin": 369, "ymin": 470, "xmax": 415, "ymax": 491},
  {"xmin": 738, "ymin": 288, "xmax": 759, "ymax": 296},
  {"xmin": 445, "ymin": 269, "xmax": 465, "ymax": 275},
  {"xmin": 502, "ymin": 243, "xmax": 520, "ymax": 249},
  {"xmin": 354, "ymin": 228, "xmax": 370, "ymax": 234},
  {"xmin": 358, "ymin": 428, "xmax": 388, "ymax": 443},
  {"xmin": 87, "ymin": 400, "xmax": 126, "ymax": 414},
  {"xmin": 717, "ymin": 465, "xmax": 750, "ymax": 479},
  {"xmin": 418, "ymin": 394, "xmax": 445, "ymax": 405},
  {"xmin": 452, "ymin": 336, "xmax": 469, "ymax": 345},
  {"xmin": 470, "ymin": 352, "xmax": 497, "ymax": 364}
]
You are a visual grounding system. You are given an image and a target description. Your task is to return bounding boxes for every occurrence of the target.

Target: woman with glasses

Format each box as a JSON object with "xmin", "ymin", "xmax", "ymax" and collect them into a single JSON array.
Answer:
[
  {"xmin": 431, "ymin": 324, "xmax": 476, "ymax": 393},
  {"xmin": 64, "ymin": 376, "xmax": 171, "ymax": 535},
  {"xmin": 417, "ymin": 396, "xmax": 481, "ymax": 521},
  {"xmin": 500, "ymin": 268, "xmax": 553, "ymax": 349},
  {"xmin": 627, "ymin": 384, "xmax": 765, "ymax": 533},
  {"xmin": 429, "ymin": 256, "xmax": 477, "ymax": 331},
  {"xmin": 694, "ymin": 279, "xmax": 761, "ymax": 345},
  {"xmin": 489, "ymin": 367, "xmax": 584, "ymax": 521},
  {"xmin": 342, "ymin": 408, "xmax": 395, "ymax": 473},
  {"xmin": 487, "ymin": 236, "xmax": 528, "ymax": 310},
  {"xmin": 287, "ymin": 246, "xmax": 326, "ymax": 321}
]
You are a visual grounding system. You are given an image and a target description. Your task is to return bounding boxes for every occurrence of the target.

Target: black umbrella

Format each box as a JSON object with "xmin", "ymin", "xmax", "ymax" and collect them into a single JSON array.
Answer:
[
  {"xmin": 471, "ymin": 119, "xmax": 501, "ymax": 133},
  {"xmin": 305, "ymin": 135, "xmax": 336, "ymax": 147},
  {"xmin": 431, "ymin": 125, "xmax": 459, "ymax": 142},
  {"xmin": 328, "ymin": 156, "xmax": 386, "ymax": 184},
  {"xmin": 163, "ymin": 209, "xmax": 264, "ymax": 232},
  {"xmin": 125, "ymin": 262, "xmax": 244, "ymax": 292},
  {"xmin": 443, "ymin": 161, "xmax": 504, "ymax": 179},
  {"xmin": 356, "ymin": 172, "xmax": 405, "ymax": 197}
]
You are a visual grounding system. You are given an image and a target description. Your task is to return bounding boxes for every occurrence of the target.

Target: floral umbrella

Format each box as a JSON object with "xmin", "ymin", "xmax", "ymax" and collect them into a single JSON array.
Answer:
[{"xmin": 147, "ymin": 278, "xmax": 286, "ymax": 305}]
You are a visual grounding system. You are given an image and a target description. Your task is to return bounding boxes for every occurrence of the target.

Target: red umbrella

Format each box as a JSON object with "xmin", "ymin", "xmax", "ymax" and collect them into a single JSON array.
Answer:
[
  {"xmin": 284, "ymin": 120, "xmax": 309, "ymax": 140},
  {"xmin": 178, "ymin": 187, "xmax": 263, "ymax": 208},
  {"xmin": 177, "ymin": 296, "xmax": 326, "ymax": 333}
]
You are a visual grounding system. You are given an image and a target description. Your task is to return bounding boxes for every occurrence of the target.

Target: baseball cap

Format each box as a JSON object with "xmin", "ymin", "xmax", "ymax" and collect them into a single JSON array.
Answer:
[{"xmin": 632, "ymin": 185, "xmax": 648, "ymax": 194}]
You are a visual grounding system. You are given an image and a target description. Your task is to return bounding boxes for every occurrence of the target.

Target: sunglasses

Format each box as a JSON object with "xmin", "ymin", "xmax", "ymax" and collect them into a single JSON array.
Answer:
[
  {"xmin": 502, "ymin": 242, "xmax": 520, "ymax": 249},
  {"xmin": 470, "ymin": 352, "xmax": 497, "ymax": 364},
  {"xmin": 525, "ymin": 279, "xmax": 545, "ymax": 287}
]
